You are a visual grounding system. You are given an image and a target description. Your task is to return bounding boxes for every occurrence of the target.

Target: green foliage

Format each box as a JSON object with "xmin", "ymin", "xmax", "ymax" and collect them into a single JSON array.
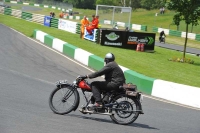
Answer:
[
  {"xmin": 167, "ymin": 0, "xmax": 200, "ymax": 25},
  {"xmin": 141, "ymin": 0, "xmax": 166, "ymax": 10},
  {"xmin": 96, "ymin": 0, "xmax": 115, "ymax": 5}
]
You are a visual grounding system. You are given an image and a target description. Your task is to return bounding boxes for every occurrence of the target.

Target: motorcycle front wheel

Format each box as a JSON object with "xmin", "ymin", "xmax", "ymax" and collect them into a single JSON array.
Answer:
[
  {"xmin": 110, "ymin": 94, "xmax": 140, "ymax": 125},
  {"xmin": 49, "ymin": 86, "xmax": 79, "ymax": 115}
]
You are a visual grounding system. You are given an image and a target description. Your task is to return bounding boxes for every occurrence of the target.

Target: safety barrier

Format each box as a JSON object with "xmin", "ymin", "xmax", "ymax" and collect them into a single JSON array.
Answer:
[
  {"xmin": 1, "ymin": 7, "xmax": 44, "ymax": 27},
  {"xmin": 132, "ymin": 24, "xmax": 147, "ymax": 31},
  {"xmin": 6, "ymin": 0, "xmax": 70, "ymax": 12},
  {"xmin": 76, "ymin": 23, "xmax": 81, "ymax": 34},
  {"xmin": 21, "ymin": 11, "xmax": 32, "ymax": 21},
  {"xmin": 32, "ymin": 14, "xmax": 45, "ymax": 24},
  {"xmin": 50, "ymin": 18, "xmax": 58, "ymax": 28},
  {"xmin": 4, "ymin": 7, "xmax": 11, "ymax": 15},
  {"xmin": 196, "ymin": 34, "xmax": 200, "ymax": 41},
  {"xmin": 169, "ymin": 29, "xmax": 182, "ymax": 37},
  {"xmin": 11, "ymin": 9, "xmax": 21, "ymax": 18}
]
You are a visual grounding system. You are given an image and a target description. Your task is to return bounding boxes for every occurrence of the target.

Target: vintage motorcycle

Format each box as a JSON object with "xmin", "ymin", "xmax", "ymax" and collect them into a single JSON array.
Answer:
[{"xmin": 49, "ymin": 76, "xmax": 144, "ymax": 125}]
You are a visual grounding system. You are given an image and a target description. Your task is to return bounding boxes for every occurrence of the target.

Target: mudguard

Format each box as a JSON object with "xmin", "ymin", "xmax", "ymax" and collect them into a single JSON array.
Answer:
[
  {"xmin": 126, "ymin": 94, "xmax": 144, "ymax": 114},
  {"xmin": 134, "ymin": 97, "xmax": 144, "ymax": 114}
]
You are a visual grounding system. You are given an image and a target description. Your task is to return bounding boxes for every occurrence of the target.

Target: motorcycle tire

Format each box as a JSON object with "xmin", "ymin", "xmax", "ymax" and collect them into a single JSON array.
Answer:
[
  {"xmin": 49, "ymin": 86, "xmax": 79, "ymax": 115},
  {"xmin": 109, "ymin": 94, "xmax": 140, "ymax": 125}
]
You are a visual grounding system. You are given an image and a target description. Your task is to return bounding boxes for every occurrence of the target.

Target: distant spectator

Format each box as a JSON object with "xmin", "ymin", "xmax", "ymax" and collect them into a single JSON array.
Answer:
[
  {"xmin": 59, "ymin": 11, "xmax": 64, "ymax": 18},
  {"xmin": 80, "ymin": 16, "xmax": 89, "ymax": 39},
  {"xmin": 162, "ymin": 7, "xmax": 165, "ymax": 14},
  {"xmin": 86, "ymin": 15, "xmax": 99, "ymax": 35},
  {"xmin": 160, "ymin": 7, "xmax": 165, "ymax": 14},
  {"xmin": 50, "ymin": 12, "xmax": 52, "ymax": 17},
  {"xmin": 52, "ymin": 12, "xmax": 55, "ymax": 18}
]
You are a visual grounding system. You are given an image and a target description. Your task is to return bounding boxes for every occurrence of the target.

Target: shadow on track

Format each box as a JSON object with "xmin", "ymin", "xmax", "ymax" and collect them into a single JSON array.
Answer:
[{"xmin": 66, "ymin": 114, "xmax": 159, "ymax": 130}]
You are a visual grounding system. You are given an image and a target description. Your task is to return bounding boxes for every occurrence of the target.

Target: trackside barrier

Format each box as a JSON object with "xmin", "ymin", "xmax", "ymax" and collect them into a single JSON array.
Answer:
[
  {"xmin": 132, "ymin": 24, "xmax": 147, "ymax": 31},
  {"xmin": 169, "ymin": 30, "xmax": 182, "ymax": 37},
  {"xmin": 196, "ymin": 34, "xmax": 200, "ymax": 41},
  {"xmin": 76, "ymin": 23, "xmax": 81, "ymax": 34},
  {"xmin": 152, "ymin": 26, "xmax": 200, "ymax": 41},
  {"xmin": 32, "ymin": 14, "xmax": 45, "ymax": 24},
  {"xmin": 1, "ymin": 7, "xmax": 44, "ymax": 25},
  {"xmin": 11, "ymin": 9, "xmax": 21, "ymax": 18},
  {"xmin": 7, "ymin": 0, "xmax": 69, "ymax": 12},
  {"xmin": 4, "ymin": 7, "xmax": 12, "ymax": 15},
  {"xmin": 33, "ymin": 29, "xmax": 200, "ymax": 109},
  {"xmin": 21, "ymin": 11, "xmax": 32, "ymax": 21},
  {"xmin": 152, "ymin": 80, "xmax": 200, "ymax": 108},
  {"xmin": 50, "ymin": 18, "xmax": 58, "ymax": 28}
]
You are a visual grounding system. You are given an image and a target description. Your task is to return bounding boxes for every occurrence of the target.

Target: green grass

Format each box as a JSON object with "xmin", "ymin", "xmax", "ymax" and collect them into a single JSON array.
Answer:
[{"xmin": 0, "ymin": 14, "xmax": 200, "ymax": 88}]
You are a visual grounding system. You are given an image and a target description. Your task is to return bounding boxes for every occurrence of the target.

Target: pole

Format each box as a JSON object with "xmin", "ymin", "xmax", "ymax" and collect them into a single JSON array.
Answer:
[
  {"xmin": 154, "ymin": 13, "xmax": 157, "ymax": 26},
  {"xmin": 128, "ymin": 7, "xmax": 132, "ymax": 29},
  {"xmin": 96, "ymin": 5, "xmax": 98, "ymax": 16},
  {"xmin": 112, "ymin": 6, "xmax": 115, "ymax": 26}
]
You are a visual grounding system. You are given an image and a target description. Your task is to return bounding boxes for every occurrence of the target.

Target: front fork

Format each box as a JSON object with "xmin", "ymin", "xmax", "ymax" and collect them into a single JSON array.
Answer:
[
  {"xmin": 58, "ymin": 84, "xmax": 80, "ymax": 112},
  {"xmin": 81, "ymin": 89, "xmax": 92, "ymax": 107}
]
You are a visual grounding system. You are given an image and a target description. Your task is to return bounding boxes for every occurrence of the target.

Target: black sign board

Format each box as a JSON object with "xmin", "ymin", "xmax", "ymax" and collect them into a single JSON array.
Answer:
[{"xmin": 100, "ymin": 29, "xmax": 156, "ymax": 51}]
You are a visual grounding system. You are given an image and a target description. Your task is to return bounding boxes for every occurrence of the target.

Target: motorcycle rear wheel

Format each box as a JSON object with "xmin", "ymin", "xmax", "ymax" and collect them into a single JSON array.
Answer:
[
  {"xmin": 49, "ymin": 86, "xmax": 79, "ymax": 115},
  {"xmin": 110, "ymin": 94, "xmax": 140, "ymax": 125}
]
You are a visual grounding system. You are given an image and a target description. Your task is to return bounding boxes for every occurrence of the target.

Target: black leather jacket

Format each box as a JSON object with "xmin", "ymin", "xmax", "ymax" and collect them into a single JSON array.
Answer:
[{"xmin": 88, "ymin": 61, "xmax": 126, "ymax": 86}]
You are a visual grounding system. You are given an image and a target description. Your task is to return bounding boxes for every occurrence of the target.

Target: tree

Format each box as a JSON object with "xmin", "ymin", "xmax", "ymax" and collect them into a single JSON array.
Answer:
[
  {"xmin": 64, "ymin": 0, "xmax": 96, "ymax": 9},
  {"xmin": 96, "ymin": 0, "xmax": 115, "ymax": 5},
  {"xmin": 167, "ymin": 0, "xmax": 200, "ymax": 61},
  {"xmin": 141, "ymin": 0, "xmax": 166, "ymax": 10},
  {"xmin": 190, "ymin": 10, "xmax": 199, "ymax": 33},
  {"xmin": 173, "ymin": 13, "xmax": 182, "ymax": 31},
  {"xmin": 130, "ymin": 0, "xmax": 141, "ymax": 10}
]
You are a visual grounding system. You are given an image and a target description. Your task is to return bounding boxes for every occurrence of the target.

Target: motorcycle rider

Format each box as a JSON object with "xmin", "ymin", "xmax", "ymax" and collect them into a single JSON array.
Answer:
[
  {"xmin": 80, "ymin": 53, "xmax": 126, "ymax": 108},
  {"xmin": 159, "ymin": 30, "xmax": 166, "ymax": 42}
]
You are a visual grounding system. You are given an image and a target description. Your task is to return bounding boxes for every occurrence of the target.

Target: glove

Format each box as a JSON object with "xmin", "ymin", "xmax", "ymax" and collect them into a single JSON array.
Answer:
[{"xmin": 79, "ymin": 75, "xmax": 88, "ymax": 80}]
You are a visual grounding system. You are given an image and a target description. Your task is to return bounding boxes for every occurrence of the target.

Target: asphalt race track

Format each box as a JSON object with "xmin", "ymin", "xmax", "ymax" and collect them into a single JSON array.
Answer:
[{"xmin": 0, "ymin": 24, "xmax": 200, "ymax": 133}]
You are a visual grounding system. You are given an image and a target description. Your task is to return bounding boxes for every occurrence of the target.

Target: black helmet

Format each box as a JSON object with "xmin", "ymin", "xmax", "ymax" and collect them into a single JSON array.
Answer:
[{"xmin": 104, "ymin": 53, "xmax": 115, "ymax": 64}]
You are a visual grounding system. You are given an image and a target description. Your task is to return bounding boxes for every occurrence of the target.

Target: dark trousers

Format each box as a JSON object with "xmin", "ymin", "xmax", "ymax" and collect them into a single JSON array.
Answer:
[{"xmin": 90, "ymin": 81, "xmax": 118, "ymax": 103}]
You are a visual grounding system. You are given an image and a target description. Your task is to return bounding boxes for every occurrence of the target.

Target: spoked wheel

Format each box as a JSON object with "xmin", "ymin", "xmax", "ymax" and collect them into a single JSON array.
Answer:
[
  {"xmin": 49, "ymin": 86, "xmax": 79, "ymax": 115},
  {"xmin": 110, "ymin": 94, "xmax": 140, "ymax": 125}
]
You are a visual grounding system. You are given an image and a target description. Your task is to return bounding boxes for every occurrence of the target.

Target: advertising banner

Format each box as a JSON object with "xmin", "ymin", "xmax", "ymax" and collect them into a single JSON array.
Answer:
[
  {"xmin": 100, "ymin": 29, "xmax": 155, "ymax": 51},
  {"xmin": 44, "ymin": 16, "xmax": 52, "ymax": 27},
  {"xmin": 84, "ymin": 28, "xmax": 98, "ymax": 42},
  {"xmin": 58, "ymin": 19, "xmax": 77, "ymax": 33}
]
